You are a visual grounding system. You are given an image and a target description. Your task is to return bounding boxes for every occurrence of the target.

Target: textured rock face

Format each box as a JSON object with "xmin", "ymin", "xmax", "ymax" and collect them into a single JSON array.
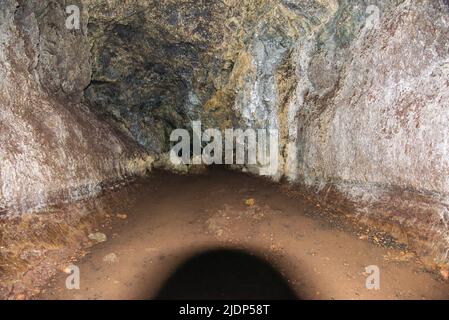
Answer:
[
  {"xmin": 294, "ymin": 1, "xmax": 449, "ymax": 263},
  {"xmin": 298, "ymin": 1, "xmax": 449, "ymax": 192},
  {"xmin": 210, "ymin": 0, "xmax": 449, "ymax": 263},
  {"xmin": 84, "ymin": 0, "xmax": 228, "ymax": 152},
  {"xmin": 0, "ymin": 0, "xmax": 153, "ymax": 215}
]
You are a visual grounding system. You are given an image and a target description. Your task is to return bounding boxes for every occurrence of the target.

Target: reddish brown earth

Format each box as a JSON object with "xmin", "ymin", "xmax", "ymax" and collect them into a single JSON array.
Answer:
[{"xmin": 36, "ymin": 169, "xmax": 449, "ymax": 300}]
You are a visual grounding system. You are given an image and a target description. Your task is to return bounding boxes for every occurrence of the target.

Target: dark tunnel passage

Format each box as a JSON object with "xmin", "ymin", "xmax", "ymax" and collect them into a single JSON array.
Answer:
[
  {"xmin": 154, "ymin": 249, "xmax": 298, "ymax": 300},
  {"xmin": 1, "ymin": 0, "xmax": 449, "ymax": 301}
]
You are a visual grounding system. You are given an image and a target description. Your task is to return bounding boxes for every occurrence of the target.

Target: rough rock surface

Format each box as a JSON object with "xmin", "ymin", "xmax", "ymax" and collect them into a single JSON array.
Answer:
[
  {"xmin": 84, "ymin": 0, "xmax": 228, "ymax": 152},
  {"xmin": 214, "ymin": 0, "xmax": 449, "ymax": 264},
  {"xmin": 0, "ymin": 0, "xmax": 153, "ymax": 215},
  {"xmin": 293, "ymin": 1, "xmax": 449, "ymax": 264}
]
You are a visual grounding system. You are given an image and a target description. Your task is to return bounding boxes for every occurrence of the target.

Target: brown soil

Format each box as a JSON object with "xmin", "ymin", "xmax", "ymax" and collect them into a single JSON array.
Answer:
[{"xmin": 36, "ymin": 168, "xmax": 449, "ymax": 300}]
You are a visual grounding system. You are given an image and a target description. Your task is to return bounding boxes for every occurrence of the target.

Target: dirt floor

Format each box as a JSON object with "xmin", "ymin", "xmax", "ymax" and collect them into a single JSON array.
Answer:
[{"xmin": 36, "ymin": 168, "xmax": 449, "ymax": 300}]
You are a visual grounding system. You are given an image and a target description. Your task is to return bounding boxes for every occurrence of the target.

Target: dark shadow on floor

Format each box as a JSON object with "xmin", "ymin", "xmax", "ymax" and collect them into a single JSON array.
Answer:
[{"xmin": 154, "ymin": 249, "xmax": 299, "ymax": 300}]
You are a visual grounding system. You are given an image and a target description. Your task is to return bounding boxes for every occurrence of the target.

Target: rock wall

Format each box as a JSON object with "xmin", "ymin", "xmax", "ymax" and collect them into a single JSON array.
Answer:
[
  {"xmin": 0, "ymin": 0, "xmax": 153, "ymax": 216},
  {"xmin": 84, "ymin": 0, "xmax": 229, "ymax": 152},
  {"xmin": 295, "ymin": 1, "xmax": 449, "ymax": 264},
  {"xmin": 207, "ymin": 0, "xmax": 449, "ymax": 264}
]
